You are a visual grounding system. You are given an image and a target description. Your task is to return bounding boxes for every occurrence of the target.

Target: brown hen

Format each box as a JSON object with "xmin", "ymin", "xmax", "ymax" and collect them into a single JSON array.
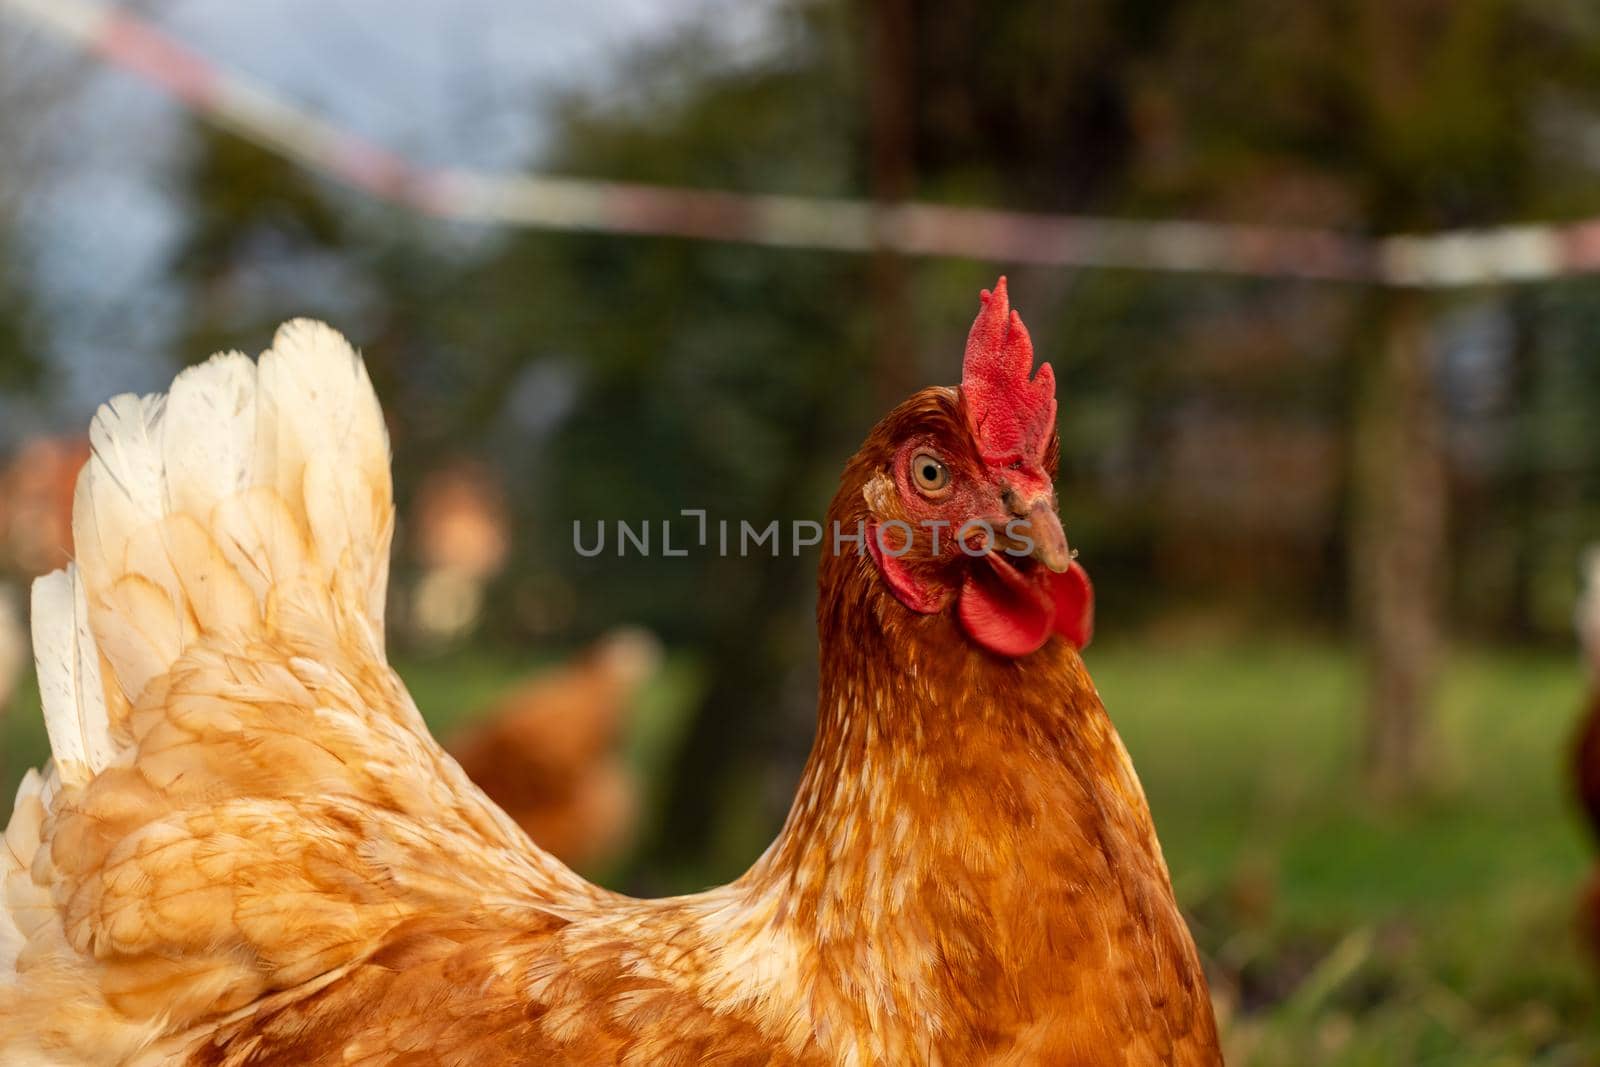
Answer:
[{"xmin": 0, "ymin": 285, "xmax": 1219, "ymax": 1064}]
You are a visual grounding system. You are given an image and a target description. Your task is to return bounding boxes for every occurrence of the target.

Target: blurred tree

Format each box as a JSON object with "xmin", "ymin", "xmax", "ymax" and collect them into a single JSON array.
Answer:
[
  {"xmin": 1352, "ymin": 0, "xmax": 1600, "ymax": 794},
  {"xmin": 0, "ymin": 253, "xmax": 44, "ymax": 403},
  {"xmin": 168, "ymin": 128, "xmax": 347, "ymax": 362},
  {"xmin": 1351, "ymin": 290, "xmax": 1445, "ymax": 795},
  {"xmin": 864, "ymin": 0, "xmax": 915, "ymax": 407},
  {"xmin": 1124, "ymin": 0, "xmax": 1600, "ymax": 794}
]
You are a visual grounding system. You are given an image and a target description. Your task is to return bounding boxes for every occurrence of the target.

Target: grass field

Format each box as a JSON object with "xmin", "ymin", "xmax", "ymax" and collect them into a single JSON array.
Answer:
[
  {"xmin": 1093, "ymin": 639, "xmax": 1599, "ymax": 1066},
  {"xmin": 2, "ymin": 636, "xmax": 1596, "ymax": 1063}
]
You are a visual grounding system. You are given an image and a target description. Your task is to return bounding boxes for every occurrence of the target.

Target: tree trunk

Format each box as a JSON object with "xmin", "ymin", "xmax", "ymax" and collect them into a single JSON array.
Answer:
[
  {"xmin": 1350, "ymin": 289, "xmax": 1446, "ymax": 797},
  {"xmin": 865, "ymin": 0, "xmax": 916, "ymax": 408}
]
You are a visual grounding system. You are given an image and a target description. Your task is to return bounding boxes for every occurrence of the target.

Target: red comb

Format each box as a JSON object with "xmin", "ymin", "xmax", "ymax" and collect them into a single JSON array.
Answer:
[{"xmin": 960, "ymin": 277, "xmax": 1057, "ymax": 466}]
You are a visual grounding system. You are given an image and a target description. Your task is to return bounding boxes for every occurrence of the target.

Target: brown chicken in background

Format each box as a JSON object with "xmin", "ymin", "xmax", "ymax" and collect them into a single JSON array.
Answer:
[
  {"xmin": 0, "ymin": 437, "xmax": 87, "ymax": 723},
  {"xmin": 408, "ymin": 459, "xmax": 512, "ymax": 643},
  {"xmin": 448, "ymin": 627, "xmax": 661, "ymax": 870},
  {"xmin": 0, "ymin": 288, "xmax": 1219, "ymax": 1064},
  {"xmin": 0, "ymin": 583, "xmax": 21, "ymax": 725},
  {"xmin": 0, "ymin": 435, "xmax": 88, "ymax": 577},
  {"xmin": 1573, "ymin": 547, "xmax": 1600, "ymax": 959}
]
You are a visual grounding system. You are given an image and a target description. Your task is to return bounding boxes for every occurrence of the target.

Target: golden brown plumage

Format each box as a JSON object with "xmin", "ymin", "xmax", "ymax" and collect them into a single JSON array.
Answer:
[
  {"xmin": 448, "ymin": 628, "xmax": 659, "ymax": 869},
  {"xmin": 0, "ymin": 286, "xmax": 1219, "ymax": 1064}
]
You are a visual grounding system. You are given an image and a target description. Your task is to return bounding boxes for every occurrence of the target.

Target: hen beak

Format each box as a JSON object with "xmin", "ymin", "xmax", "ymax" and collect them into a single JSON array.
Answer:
[{"xmin": 1021, "ymin": 498, "xmax": 1072, "ymax": 574}]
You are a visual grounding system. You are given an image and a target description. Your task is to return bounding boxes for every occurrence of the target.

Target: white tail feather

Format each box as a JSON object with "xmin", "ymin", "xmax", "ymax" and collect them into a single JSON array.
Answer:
[
  {"xmin": 162, "ymin": 353, "xmax": 258, "ymax": 518},
  {"xmin": 31, "ymin": 570, "xmax": 110, "ymax": 789},
  {"xmin": 58, "ymin": 319, "xmax": 391, "ymax": 716},
  {"xmin": 1, "ymin": 318, "xmax": 393, "ymax": 1039},
  {"xmin": 6, "ymin": 320, "xmax": 392, "ymax": 966},
  {"xmin": 76, "ymin": 393, "xmax": 167, "ymax": 581},
  {"xmin": 256, "ymin": 320, "xmax": 392, "ymax": 621}
]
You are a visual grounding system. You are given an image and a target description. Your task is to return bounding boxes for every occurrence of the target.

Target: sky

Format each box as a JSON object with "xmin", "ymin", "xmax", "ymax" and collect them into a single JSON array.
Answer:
[
  {"xmin": 1, "ymin": 0, "xmax": 760, "ymax": 431},
  {"xmin": 157, "ymin": 0, "xmax": 717, "ymax": 169}
]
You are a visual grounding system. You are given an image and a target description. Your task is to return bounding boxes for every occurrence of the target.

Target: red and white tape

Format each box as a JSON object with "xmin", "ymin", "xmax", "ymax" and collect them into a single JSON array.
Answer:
[{"xmin": 3, "ymin": 0, "xmax": 1593, "ymax": 287}]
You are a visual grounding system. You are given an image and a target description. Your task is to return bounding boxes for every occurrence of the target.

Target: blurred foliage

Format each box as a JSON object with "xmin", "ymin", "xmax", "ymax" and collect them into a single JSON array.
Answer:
[
  {"xmin": 141, "ymin": 0, "xmax": 1600, "ymax": 877},
  {"xmin": 1132, "ymin": 0, "xmax": 1600, "ymax": 227},
  {"xmin": 0, "ymin": 137, "xmax": 46, "ymax": 415},
  {"xmin": 0, "ymin": 252, "xmax": 44, "ymax": 400}
]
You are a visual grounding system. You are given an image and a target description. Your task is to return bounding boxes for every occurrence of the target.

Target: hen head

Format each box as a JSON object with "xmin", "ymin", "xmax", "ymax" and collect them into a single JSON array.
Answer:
[{"xmin": 843, "ymin": 277, "xmax": 1093, "ymax": 658}]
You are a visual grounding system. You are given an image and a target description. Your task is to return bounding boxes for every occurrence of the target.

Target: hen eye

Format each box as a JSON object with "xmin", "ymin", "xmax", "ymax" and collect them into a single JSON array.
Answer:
[{"xmin": 910, "ymin": 451, "xmax": 951, "ymax": 495}]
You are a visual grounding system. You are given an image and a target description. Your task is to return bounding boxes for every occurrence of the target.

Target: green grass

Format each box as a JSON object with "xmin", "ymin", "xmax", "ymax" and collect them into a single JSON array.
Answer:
[
  {"xmin": 2, "ymin": 636, "xmax": 1596, "ymax": 1062},
  {"xmin": 1092, "ymin": 638, "xmax": 1600, "ymax": 1066}
]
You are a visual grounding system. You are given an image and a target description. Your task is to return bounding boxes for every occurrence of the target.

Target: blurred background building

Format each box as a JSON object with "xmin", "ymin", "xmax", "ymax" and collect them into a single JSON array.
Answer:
[{"xmin": 3, "ymin": 1, "xmax": 1600, "ymax": 1062}]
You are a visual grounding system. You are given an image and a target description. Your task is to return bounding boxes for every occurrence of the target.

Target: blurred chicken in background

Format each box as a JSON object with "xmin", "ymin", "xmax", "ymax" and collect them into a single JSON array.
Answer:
[
  {"xmin": 0, "ymin": 438, "xmax": 86, "ymax": 723},
  {"xmin": 0, "ymin": 436, "xmax": 86, "ymax": 577},
  {"xmin": 1572, "ymin": 547, "xmax": 1600, "ymax": 960},
  {"xmin": 0, "ymin": 584, "xmax": 21, "ymax": 725},
  {"xmin": 448, "ymin": 627, "xmax": 662, "ymax": 870},
  {"xmin": 412, "ymin": 459, "xmax": 658, "ymax": 869},
  {"xmin": 408, "ymin": 459, "xmax": 511, "ymax": 644}
]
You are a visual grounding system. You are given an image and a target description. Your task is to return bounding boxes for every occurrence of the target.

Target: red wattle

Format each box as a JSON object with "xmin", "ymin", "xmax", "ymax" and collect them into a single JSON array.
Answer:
[
  {"xmin": 1050, "ymin": 561, "xmax": 1094, "ymax": 650},
  {"xmin": 958, "ymin": 554, "xmax": 1055, "ymax": 657},
  {"xmin": 957, "ymin": 555, "xmax": 1095, "ymax": 657}
]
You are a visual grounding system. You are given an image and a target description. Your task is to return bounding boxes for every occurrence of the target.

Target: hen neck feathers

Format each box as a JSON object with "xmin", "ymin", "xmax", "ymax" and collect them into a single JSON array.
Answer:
[{"xmin": 721, "ymin": 534, "xmax": 1172, "ymax": 1055}]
